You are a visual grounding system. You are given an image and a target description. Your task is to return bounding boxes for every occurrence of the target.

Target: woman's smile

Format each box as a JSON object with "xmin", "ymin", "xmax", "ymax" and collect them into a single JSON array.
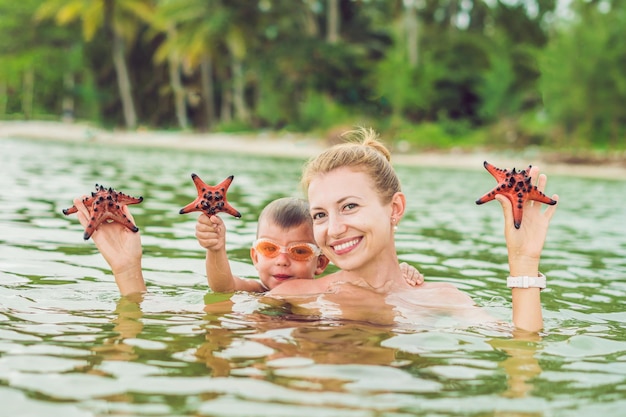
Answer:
[{"xmin": 331, "ymin": 237, "xmax": 362, "ymax": 254}]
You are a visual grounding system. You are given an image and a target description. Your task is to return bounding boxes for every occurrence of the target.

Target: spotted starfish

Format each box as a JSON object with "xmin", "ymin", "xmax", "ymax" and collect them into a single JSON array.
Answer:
[
  {"xmin": 179, "ymin": 174, "xmax": 241, "ymax": 218},
  {"xmin": 63, "ymin": 185, "xmax": 143, "ymax": 240},
  {"xmin": 475, "ymin": 161, "xmax": 557, "ymax": 229}
]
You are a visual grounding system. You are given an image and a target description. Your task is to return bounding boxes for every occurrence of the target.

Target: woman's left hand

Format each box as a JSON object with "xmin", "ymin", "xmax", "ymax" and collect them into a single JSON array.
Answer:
[{"xmin": 496, "ymin": 166, "xmax": 558, "ymax": 275}]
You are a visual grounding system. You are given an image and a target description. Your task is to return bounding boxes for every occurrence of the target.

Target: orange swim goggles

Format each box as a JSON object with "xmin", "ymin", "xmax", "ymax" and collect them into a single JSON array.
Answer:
[{"xmin": 253, "ymin": 238, "xmax": 321, "ymax": 261}]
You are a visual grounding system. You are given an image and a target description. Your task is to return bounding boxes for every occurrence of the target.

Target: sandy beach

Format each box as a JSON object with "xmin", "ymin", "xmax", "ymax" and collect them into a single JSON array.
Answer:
[{"xmin": 2, "ymin": 120, "xmax": 625, "ymax": 180}]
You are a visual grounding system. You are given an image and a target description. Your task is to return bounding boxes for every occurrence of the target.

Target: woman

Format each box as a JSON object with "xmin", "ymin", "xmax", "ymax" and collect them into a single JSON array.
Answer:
[{"xmin": 265, "ymin": 128, "xmax": 558, "ymax": 331}]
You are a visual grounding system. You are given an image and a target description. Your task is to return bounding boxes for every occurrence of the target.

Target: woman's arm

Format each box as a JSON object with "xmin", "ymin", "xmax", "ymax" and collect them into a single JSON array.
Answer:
[
  {"xmin": 496, "ymin": 167, "xmax": 558, "ymax": 332},
  {"xmin": 72, "ymin": 197, "xmax": 147, "ymax": 295}
]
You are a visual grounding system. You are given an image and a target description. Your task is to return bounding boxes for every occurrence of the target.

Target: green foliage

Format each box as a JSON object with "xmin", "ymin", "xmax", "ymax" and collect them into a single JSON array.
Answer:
[
  {"xmin": 478, "ymin": 38, "xmax": 519, "ymax": 121},
  {"xmin": 374, "ymin": 28, "xmax": 436, "ymax": 122},
  {"xmin": 1, "ymin": 0, "xmax": 625, "ymax": 153},
  {"xmin": 390, "ymin": 121, "xmax": 486, "ymax": 151},
  {"xmin": 0, "ymin": 0, "xmax": 87, "ymax": 119},
  {"xmin": 214, "ymin": 120, "xmax": 256, "ymax": 134},
  {"xmin": 296, "ymin": 91, "xmax": 354, "ymax": 131},
  {"xmin": 538, "ymin": 0, "xmax": 626, "ymax": 148}
]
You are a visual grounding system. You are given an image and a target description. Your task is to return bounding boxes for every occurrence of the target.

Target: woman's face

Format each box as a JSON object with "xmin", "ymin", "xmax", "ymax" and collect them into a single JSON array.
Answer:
[{"xmin": 308, "ymin": 167, "xmax": 402, "ymax": 272}]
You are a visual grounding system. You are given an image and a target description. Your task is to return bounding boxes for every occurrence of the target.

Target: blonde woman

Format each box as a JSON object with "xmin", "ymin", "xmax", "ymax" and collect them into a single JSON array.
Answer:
[{"xmin": 267, "ymin": 128, "xmax": 558, "ymax": 332}]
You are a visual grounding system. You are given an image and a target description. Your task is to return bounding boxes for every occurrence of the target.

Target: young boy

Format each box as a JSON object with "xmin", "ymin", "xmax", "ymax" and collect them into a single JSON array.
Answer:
[{"xmin": 195, "ymin": 197, "xmax": 424, "ymax": 293}]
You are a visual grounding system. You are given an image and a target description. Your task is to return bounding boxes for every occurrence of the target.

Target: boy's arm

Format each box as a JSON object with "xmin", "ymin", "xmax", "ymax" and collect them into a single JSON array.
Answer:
[
  {"xmin": 205, "ymin": 248, "xmax": 266, "ymax": 292},
  {"xmin": 196, "ymin": 214, "xmax": 266, "ymax": 293}
]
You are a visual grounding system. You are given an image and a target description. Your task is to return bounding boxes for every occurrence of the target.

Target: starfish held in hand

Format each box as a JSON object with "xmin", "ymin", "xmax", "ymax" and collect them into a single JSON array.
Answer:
[
  {"xmin": 475, "ymin": 161, "xmax": 557, "ymax": 229},
  {"xmin": 63, "ymin": 184, "xmax": 143, "ymax": 240},
  {"xmin": 179, "ymin": 173, "xmax": 241, "ymax": 218}
]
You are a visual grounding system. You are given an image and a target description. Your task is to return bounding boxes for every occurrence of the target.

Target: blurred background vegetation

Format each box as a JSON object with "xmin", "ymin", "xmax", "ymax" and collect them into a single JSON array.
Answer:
[{"xmin": 1, "ymin": 0, "xmax": 625, "ymax": 154}]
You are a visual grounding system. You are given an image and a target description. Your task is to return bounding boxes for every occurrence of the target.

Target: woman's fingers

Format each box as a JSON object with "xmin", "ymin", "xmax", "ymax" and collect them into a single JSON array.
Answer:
[
  {"xmin": 544, "ymin": 194, "xmax": 559, "ymax": 221},
  {"xmin": 495, "ymin": 194, "xmax": 513, "ymax": 227},
  {"xmin": 536, "ymin": 172, "xmax": 547, "ymax": 192},
  {"xmin": 72, "ymin": 197, "xmax": 90, "ymax": 228}
]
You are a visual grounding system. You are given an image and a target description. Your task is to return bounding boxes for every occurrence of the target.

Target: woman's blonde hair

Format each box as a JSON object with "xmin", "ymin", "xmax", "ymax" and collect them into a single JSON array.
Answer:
[{"xmin": 301, "ymin": 127, "xmax": 401, "ymax": 203}]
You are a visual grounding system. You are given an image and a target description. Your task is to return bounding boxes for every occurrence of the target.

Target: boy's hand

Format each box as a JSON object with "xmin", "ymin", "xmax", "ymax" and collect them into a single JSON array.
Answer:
[
  {"xmin": 196, "ymin": 214, "xmax": 226, "ymax": 252},
  {"xmin": 400, "ymin": 262, "xmax": 425, "ymax": 286}
]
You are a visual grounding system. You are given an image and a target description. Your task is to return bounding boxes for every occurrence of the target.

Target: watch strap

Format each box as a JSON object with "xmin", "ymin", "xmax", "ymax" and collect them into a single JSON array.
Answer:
[{"xmin": 507, "ymin": 272, "xmax": 546, "ymax": 289}]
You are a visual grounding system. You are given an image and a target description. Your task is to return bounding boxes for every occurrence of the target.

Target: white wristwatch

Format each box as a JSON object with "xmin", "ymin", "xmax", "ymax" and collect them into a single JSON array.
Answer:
[{"xmin": 507, "ymin": 272, "xmax": 546, "ymax": 289}]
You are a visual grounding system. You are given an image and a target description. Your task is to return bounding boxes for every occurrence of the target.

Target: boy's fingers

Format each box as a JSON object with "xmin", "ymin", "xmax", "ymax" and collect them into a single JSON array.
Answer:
[{"xmin": 209, "ymin": 215, "xmax": 224, "ymax": 226}]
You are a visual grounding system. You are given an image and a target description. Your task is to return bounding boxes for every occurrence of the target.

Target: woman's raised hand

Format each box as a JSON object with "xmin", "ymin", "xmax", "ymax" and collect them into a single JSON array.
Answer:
[
  {"xmin": 495, "ymin": 166, "xmax": 559, "ymax": 275},
  {"xmin": 72, "ymin": 197, "xmax": 146, "ymax": 294}
]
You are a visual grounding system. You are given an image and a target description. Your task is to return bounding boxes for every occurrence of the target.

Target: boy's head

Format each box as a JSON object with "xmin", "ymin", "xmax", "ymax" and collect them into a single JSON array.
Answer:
[
  {"xmin": 251, "ymin": 197, "xmax": 329, "ymax": 290},
  {"xmin": 256, "ymin": 197, "xmax": 311, "ymax": 234}
]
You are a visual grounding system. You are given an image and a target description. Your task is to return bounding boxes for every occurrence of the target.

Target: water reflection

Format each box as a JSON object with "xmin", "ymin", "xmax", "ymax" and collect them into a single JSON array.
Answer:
[
  {"xmin": 1, "ymin": 137, "xmax": 625, "ymax": 415},
  {"xmin": 92, "ymin": 295, "xmax": 145, "ymax": 361}
]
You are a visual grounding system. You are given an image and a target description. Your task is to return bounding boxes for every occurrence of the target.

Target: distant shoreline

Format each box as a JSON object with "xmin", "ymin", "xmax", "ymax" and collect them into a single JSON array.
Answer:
[{"xmin": 2, "ymin": 120, "xmax": 625, "ymax": 180}]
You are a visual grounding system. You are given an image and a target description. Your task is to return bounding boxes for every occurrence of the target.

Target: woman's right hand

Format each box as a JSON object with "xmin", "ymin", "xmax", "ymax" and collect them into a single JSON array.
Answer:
[{"xmin": 72, "ymin": 197, "xmax": 146, "ymax": 294}]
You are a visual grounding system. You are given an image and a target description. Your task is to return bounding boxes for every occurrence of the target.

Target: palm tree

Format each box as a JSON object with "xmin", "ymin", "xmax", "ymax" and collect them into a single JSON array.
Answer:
[
  {"xmin": 404, "ymin": 0, "xmax": 420, "ymax": 68},
  {"xmin": 153, "ymin": 0, "xmax": 255, "ymax": 128},
  {"xmin": 147, "ymin": 3, "xmax": 188, "ymax": 130},
  {"xmin": 151, "ymin": 0, "xmax": 225, "ymax": 128},
  {"xmin": 36, "ymin": 0, "xmax": 152, "ymax": 129}
]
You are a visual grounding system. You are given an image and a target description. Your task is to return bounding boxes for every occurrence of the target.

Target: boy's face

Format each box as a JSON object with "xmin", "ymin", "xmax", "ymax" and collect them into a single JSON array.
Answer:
[{"xmin": 251, "ymin": 219, "xmax": 328, "ymax": 290}]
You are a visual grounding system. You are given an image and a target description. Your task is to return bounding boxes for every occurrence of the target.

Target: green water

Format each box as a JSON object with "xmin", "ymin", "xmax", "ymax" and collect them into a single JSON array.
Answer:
[{"xmin": 1, "ymin": 137, "xmax": 625, "ymax": 416}]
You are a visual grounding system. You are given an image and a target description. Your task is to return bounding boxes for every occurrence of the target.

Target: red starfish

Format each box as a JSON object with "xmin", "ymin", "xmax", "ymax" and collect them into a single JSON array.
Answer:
[
  {"xmin": 63, "ymin": 185, "xmax": 143, "ymax": 240},
  {"xmin": 475, "ymin": 161, "xmax": 557, "ymax": 229},
  {"xmin": 179, "ymin": 174, "xmax": 241, "ymax": 218}
]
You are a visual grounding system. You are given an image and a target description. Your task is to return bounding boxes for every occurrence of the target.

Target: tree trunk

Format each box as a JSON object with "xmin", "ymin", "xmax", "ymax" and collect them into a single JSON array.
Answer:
[
  {"xmin": 104, "ymin": 0, "xmax": 137, "ymax": 129},
  {"xmin": 327, "ymin": 0, "xmax": 340, "ymax": 44},
  {"xmin": 22, "ymin": 69, "xmax": 34, "ymax": 120},
  {"xmin": 404, "ymin": 0, "xmax": 419, "ymax": 68},
  {"xmin": 112, "ymin": 32, "xmax": 137, "ymax": 129},
  {"xmin": 200, "ymin": 54, "xmax": 216, "ymax": 129},
  {"xmin": 62, "ymin": 72, "xmax": 75, "ymax": 122},
  {"xmin": 304, "ymin": 3, "xmax": 319, "ymax": 37},
  {"xmin": 167, "ymin": 25, "xmax": 188, "ymax": 130},
  {"xmin": 231, "ymin": 57, "xmax": 249, "ymax": 122},
  {"xmin": 0, "ymin": 80, "xmax": 6, "ymax": 116},
  {"xmin": 221, "ymin": 88, "xmax": 232, "ymax": 124}
]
